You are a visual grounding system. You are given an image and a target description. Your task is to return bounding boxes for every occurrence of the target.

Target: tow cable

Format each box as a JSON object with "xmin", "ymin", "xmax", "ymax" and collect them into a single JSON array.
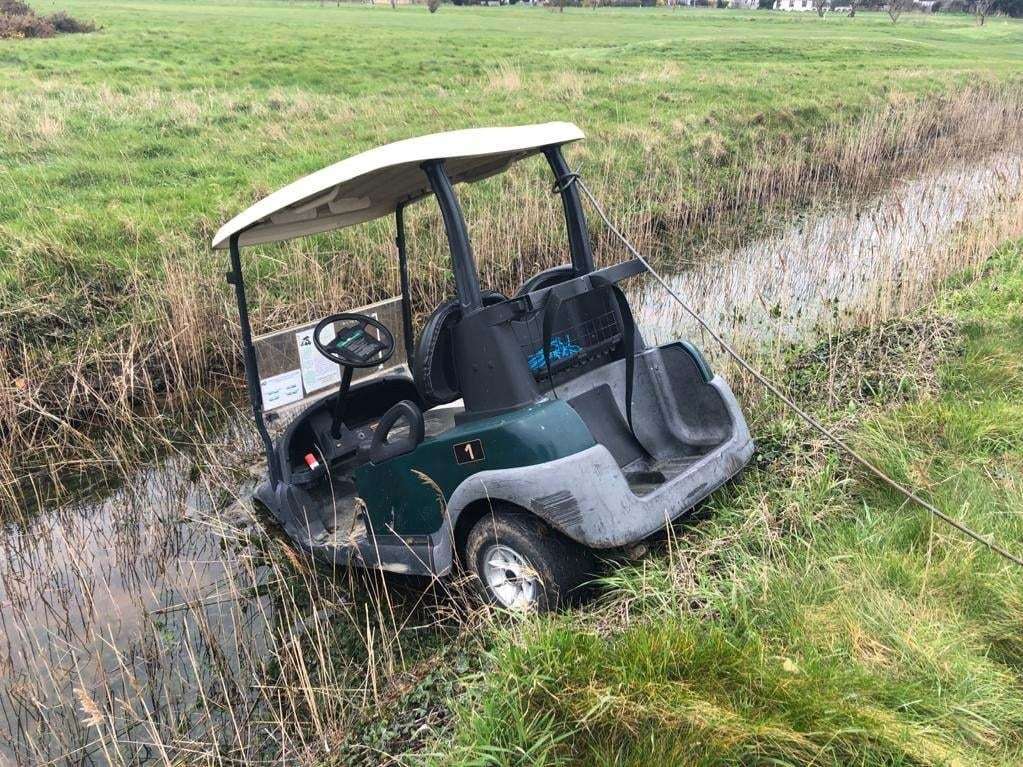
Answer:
[{"xmin": 568, "ymin": 175, "xmax": 1023, "ymax": 569}]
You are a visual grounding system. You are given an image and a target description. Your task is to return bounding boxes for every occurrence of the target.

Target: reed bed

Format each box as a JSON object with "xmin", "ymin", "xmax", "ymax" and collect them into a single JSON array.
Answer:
[{"xmin": 3, "ymin": 85, "xmax": 1023, "ymax": 511}]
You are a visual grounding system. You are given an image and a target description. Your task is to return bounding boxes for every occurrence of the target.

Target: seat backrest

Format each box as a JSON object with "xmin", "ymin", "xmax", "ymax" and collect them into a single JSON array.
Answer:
[
  {"xmin": 514, "ymin": 264, "xmax": 575, "ymax": 297},
  {"xmin": 412, "ymin": 291, "xmax": 507, "ymax": 408}
]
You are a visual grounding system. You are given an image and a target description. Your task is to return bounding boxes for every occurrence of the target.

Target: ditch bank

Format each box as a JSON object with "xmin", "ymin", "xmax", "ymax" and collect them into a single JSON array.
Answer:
[{"xmin": 4, "ymin": 86, "xmax": 1023, "ymax": 509}]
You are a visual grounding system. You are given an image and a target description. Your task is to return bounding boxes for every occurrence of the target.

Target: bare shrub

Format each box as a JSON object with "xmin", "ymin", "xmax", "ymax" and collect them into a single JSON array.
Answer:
[
  {"xmin": 0, "ymin": 0, "xmax": 32, "ymax": 13},
  {"xmin": 0, "ymin": 10, "xmax": 53, "ymax": 38},
  {"xmin": 973, "ymin": 0, "xmax": 993, "ymax": 23},
  {"xmin": 48, "ymin": 9, "xmax": 95, "ymax": 32},
  {"xmin": 0, "ymin": 0, "xmax": 94, "ymax": 38},
  {"xmin": 886, "ymin": 0, "xmax": 910, "ymax": 21}
]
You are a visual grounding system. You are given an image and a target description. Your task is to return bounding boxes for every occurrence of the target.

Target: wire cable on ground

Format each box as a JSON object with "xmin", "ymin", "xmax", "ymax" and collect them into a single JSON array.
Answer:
[{"xmin": 570, "ymin": 175, "xmax": 1023, "ymax": 570}]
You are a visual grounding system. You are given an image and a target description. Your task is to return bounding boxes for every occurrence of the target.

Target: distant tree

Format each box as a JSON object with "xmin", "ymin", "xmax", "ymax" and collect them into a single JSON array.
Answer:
[
  {"xmin": 847, "ymin": 0, "xmax": 860, "ymax": 15},
  {"xmin": 886, "ymin": 0, "xmax": 909, "ymax": 20},
  {"xmin": 813, "ymin": 0, "xmax": 828, "ymax": 15},
  {"xmin": 973, "ymin": 0, "xmax": 994, "ymax": 21},
  {"xmin": 428, "ymin": 0, "xmax": 440, "ymax": 10}
]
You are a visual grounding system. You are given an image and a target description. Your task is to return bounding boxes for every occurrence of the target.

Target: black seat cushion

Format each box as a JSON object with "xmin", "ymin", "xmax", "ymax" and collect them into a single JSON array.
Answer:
[{"xmin": 412, "ymin": 291, "xmax": 507, "ymax": 408}]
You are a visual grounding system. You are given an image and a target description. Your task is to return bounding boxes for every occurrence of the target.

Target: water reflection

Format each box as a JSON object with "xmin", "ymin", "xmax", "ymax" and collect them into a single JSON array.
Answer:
[
  {"xmin": 636, "ymin": 153, "xmax": 1023, "ymax": 358},
  {"xmin": 0, "ymin": 416, "xmax": 273, "ymax": 764}
]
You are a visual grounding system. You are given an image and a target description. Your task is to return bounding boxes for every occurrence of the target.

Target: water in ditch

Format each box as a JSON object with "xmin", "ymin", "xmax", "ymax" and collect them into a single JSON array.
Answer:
[{"xmin": 635, "ymin": 152, "xmax": 1023, "ymax": 359}]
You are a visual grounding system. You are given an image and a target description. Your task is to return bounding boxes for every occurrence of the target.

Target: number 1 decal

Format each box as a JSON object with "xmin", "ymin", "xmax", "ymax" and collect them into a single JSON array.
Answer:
[{"xmin": 453, "ymin": 439, "xmax": 484, "ymax": 465}]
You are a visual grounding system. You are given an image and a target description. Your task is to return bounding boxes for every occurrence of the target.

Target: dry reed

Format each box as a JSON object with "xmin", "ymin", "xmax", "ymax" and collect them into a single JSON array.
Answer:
[{"xmin": 2, "ymin": 86, "xmax": 1023, "ymax": 765}]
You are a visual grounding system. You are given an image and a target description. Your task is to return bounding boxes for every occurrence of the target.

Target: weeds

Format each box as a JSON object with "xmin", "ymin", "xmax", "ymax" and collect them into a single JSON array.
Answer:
[
  {"xmin": 4, "ymin": 243, "xmax": 1018, "ymax": 766},
  {"xmin": 4, "ymin": 5, "xmax": 1023, "ymax": 764},
  {"xmin": 4, "ymin": 84, "xmax": 1023, "ymax": 511},
  {"xmin": 3, "ymin": 0, "xmax": 1023, "ymax": 508}
]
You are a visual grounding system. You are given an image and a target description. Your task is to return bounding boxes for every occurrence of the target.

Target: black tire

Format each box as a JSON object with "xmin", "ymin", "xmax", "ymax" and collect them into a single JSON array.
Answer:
[{"xmin": 464, "ymin": 507, "xmax": 595, "ymax": 612}]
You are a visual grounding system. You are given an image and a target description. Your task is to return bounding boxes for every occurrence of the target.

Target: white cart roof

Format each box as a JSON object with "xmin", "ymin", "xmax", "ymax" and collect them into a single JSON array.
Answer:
[{"xmin": 212, "ymin": 122, "xmax": 584, "ymax": 250}]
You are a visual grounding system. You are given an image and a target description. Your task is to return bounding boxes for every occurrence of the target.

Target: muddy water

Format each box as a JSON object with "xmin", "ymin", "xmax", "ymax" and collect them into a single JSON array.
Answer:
[
  {"xmin": 2, "ymin": 152, "xmax": 1023, "ymax": 764},
  {"xmin": 635, "ymin": 152, "xmax": 1023, "ymax": 356},
  {"xmin": 0, "ymin": 418, "xmax": 277, "ymax": 765}
]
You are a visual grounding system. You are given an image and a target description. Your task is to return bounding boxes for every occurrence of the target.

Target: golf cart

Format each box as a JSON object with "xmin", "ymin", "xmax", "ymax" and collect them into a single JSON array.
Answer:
[{"xmin": 214, "ymin": 122, "xmax": 753, "ymax": 610}]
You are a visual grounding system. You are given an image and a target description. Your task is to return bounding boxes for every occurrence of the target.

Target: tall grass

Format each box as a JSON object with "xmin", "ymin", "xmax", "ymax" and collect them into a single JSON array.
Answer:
[
  {"xmin": 3, "ymin": 85, "xmax": 1023, "ymax": 510},
  {"xmin": 3, "ymin": 4, "xmax": 1023, "ymax": 760},
  {"xmin": 4, "ymin": 239, "xmax": 1015, "ymax": 765}
]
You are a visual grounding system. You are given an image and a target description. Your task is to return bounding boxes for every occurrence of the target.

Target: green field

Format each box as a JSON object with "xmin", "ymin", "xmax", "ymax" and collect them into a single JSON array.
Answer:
[{"xmin": 3, "ymin": 0, "xmax": 1021, "ymax": 279}]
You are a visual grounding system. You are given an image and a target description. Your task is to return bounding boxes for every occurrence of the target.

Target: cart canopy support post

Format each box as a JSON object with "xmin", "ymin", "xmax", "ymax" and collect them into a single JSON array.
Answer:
[
  {"xmin": 227, "ymin": 233, "xmax": 281, "ymax": 486},
  {"xmin": 396, "ymin": 204, "xmax": 415, "ymax": 370},
  {"xmin": 422, "ymin": 160, "xmax": 483, "ymax": 313},
  {"xmin": 544, "ymin": 145, "xmax": 594, "ymax": 276}
]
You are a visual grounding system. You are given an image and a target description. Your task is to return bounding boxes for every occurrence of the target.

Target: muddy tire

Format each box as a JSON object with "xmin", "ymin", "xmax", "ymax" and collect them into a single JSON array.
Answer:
[{"xmin": 464, "ymin": 507, "xmax": 595, "ymax": 612}]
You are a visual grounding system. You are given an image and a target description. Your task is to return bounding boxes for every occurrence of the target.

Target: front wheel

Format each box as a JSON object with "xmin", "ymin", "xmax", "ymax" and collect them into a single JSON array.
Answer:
[{"xmin": 464, "ymin": 508, "xmax": 595, "ymax": 612}]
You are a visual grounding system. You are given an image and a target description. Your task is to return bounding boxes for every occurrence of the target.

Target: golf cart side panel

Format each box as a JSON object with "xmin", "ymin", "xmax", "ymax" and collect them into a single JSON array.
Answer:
[
  {"xmin": 442, "ymin": 346, "xmax": 754, "ymax": 549},
  {"xmin": 353, "ymin": 399, "xmax": 596, "ymax": 537}
]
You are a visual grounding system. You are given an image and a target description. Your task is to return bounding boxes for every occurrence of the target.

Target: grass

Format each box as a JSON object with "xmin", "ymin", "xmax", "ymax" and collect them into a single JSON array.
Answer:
[
  {"xmin": 4, "ymin": 239, "xmax": 1019, "ymax": 765},
  {"xmin": 427, "ymin": 241, "xmax": 1023, "ymax": 766},
  {"xmin": 3, "ymin": 1, "xmax": 1023, "ymax": 505}
]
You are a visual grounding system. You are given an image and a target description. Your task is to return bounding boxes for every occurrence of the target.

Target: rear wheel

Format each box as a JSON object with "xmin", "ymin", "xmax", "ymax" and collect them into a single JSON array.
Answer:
[{"xmin": 464, "ymin": 508, "xmax": 594, "ymax": 612}]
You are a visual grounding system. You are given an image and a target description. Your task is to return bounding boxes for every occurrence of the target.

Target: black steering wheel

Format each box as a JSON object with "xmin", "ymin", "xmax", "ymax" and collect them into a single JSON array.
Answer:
[
  {"xmin": 308, "ymin": 312, "xmax": 424, "ymax": 464},
  {"xmin": 313, "ymin": 313, "xmax": 395, "ymax": 369}
]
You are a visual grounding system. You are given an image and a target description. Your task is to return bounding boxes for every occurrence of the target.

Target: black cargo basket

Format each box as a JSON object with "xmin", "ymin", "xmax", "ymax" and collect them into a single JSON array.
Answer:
[{"xmin": 513, "ymin": 288, "xmax": 624, "ymax": 381}]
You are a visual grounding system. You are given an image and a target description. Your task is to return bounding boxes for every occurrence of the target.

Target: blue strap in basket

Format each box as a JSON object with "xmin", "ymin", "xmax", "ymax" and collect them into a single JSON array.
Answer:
[{"xmin": 527, "ymin": 335, "xmax": 580, "ymax": 372}]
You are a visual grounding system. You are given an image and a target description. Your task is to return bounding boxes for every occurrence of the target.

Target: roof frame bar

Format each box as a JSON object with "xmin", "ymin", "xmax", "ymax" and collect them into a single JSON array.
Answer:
[
  {"xmin": 227, "ymin": 231, "xmax": 281, "ymax": 487},
  {"xmin": 395, "ymin": 203, "xmax": 415, "ymax": 369},
  {"xmin": 422, "ymin": 159, "xmax": 483, "ymax": 312},
  {"xmin": 544, "ymin": 145, "xmax": 595, "ymax": 275}
]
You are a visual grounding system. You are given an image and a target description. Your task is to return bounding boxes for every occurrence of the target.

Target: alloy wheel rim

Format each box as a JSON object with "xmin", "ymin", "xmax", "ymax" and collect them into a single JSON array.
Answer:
[{"xmin": 481, "ymin": 544, "xmax": 539, "ymax": 609}]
